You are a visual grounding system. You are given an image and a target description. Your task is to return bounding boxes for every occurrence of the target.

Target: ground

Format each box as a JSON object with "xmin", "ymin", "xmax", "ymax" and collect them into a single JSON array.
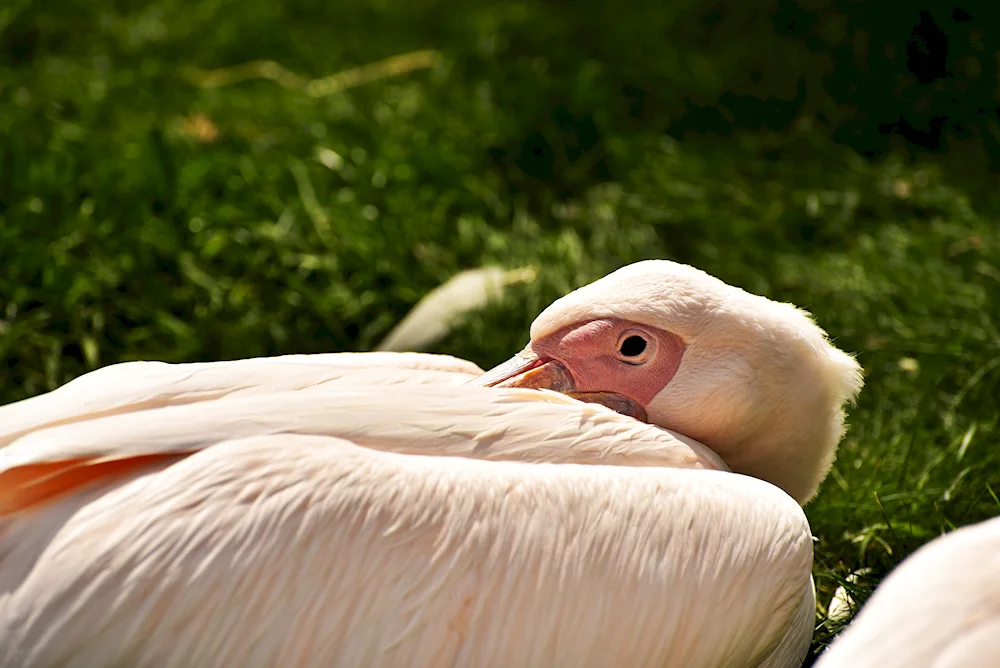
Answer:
[{"xmin": 1, "ymin": 0, "xmax": 998, "ymax": 660}]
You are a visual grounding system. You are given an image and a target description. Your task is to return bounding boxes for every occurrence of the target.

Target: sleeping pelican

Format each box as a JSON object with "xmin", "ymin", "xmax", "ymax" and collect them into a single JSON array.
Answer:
[
  {"xmin": 476, "ymin": 260, "xmax": 862, "ymax": 504},
  {"xmin": 815, "ymin": 515, "xmax": 1000, "ymax": 667},
  {"xmin": 0, "ymin": 260, "xmax": 862, "ymax": 668}
]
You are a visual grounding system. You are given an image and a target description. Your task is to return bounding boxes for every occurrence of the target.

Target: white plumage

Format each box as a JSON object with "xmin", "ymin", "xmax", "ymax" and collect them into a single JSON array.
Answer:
[{"xmin": 0, "ymin": 352, "xmax": 483, "ymax": 450}]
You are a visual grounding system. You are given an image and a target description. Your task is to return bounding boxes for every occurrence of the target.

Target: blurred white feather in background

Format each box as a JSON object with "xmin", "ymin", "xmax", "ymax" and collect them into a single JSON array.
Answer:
[{"xmin": 375, "ymin": 266, "xmax": 538, "ymax": 352}]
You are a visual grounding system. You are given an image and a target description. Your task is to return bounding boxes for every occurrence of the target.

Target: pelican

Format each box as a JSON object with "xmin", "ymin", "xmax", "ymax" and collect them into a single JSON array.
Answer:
[
  {"xmin": 815, "ymin": 515, "xmax": 1000, "ymax": 667},
  {"xmin": 0, "ymin": 260, "xmax": 863, "ymax": 668}
]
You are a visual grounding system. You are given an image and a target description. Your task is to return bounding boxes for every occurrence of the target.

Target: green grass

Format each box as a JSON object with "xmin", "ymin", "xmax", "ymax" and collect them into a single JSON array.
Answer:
[{"xmin": 2, "ymin": 0, "xmax": 999, "ymax": 661}]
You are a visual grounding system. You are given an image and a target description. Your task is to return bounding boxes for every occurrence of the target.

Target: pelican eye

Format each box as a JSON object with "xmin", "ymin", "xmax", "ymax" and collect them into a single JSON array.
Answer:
[
  {"xmin": 619, "ymin": 335, "xmax": 647, "ymax": 357},
  {"xmin": 615, "ymin": 330, "xmax": 654, "ymax": 365}
]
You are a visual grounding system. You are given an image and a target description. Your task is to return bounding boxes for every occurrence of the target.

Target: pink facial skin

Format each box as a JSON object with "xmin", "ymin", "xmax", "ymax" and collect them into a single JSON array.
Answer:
[{"xmin": 531, "ymin": 318, "xmax": 686, "ymax": 408}]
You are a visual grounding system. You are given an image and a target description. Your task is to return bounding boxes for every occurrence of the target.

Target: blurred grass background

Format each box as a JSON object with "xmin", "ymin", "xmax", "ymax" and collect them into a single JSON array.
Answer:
[{"xmin": 1, "ymin": 0, "xmax": 999, "ymax": 660}]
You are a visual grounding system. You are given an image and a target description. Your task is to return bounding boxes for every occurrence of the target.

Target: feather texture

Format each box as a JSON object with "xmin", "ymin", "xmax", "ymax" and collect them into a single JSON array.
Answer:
[
  {"xmin": 0, "ymin": 352, "xmax": 482, "ymax": 448},
  {"xmin": 1, "ymin": 435, "xmax": 809, "ymax": 668},
  {"xmin": 0, "ymin": 385, "xmax": 725, "ymax": 514}
]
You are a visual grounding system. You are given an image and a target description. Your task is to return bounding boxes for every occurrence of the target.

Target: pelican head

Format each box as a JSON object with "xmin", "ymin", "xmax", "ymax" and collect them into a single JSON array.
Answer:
[{"xmin": 474, "ymin": 260, "xmax": 864, "ymax": 503}]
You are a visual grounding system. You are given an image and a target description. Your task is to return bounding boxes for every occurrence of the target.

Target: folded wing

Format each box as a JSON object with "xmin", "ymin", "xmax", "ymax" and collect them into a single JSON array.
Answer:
[
  {"xmin": 1, "ymin": 433, "xmax": 806, "ymax": 668},
  {"xmin": 0, "ymin": 352, "xmax": 483, "ymax": 448},
  {"xmin": 0, "ymin": 384, "xmax": 726, "ymax": 516}
]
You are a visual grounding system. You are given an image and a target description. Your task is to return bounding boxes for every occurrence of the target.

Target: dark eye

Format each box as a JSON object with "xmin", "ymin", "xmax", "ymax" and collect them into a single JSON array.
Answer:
[
  {"xmin": 614, "ymin": 328, "xmax": 656, "ymax": 365},
  {"xmin": 619, "ymin": 335, "xmax": 647, "ymax": 357}
]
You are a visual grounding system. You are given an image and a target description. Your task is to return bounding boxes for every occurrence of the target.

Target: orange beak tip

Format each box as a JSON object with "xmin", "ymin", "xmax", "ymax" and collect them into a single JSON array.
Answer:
[{"xmin": 469, "ymin": 348, "xmax": 545, "ymax": 388}]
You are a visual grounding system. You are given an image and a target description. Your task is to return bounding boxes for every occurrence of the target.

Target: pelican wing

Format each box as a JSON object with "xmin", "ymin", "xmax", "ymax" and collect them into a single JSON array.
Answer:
[
  {"xmin": 0, "ymin": 384, "xmax": 726, "ymax": 515},
  {"xmin": 0, "ymin": 352, "xmax": 483, "ymax": 448},
  {"xmin": 1, "ymin": 433, "xmax": 809, "ymax": 668}
]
